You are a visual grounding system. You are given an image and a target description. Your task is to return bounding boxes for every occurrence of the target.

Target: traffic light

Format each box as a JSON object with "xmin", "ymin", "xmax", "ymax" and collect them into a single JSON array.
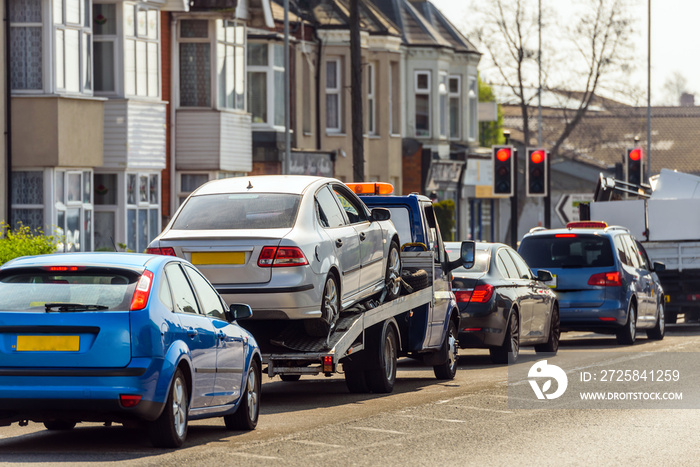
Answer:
[
  {"xmin": 626, "ymin": 147, "xmax": 644, "ymax": 186},
  {"xmin": 492, "ymin": 145, "xmax": 514, "ymax": 196},
  {"xmin": 526, "ymin": 148, "xmax": 547, "ymax": 197}
]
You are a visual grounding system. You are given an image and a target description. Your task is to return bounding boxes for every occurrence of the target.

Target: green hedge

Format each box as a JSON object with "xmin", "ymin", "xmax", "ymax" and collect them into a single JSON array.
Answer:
[
  {"xmin": 0, "ymin": 223, "xmax": 58, "ymax": 265},
  {"xmin": 433, "ymin": 199, "xmax": 456, "ymax": 242}
]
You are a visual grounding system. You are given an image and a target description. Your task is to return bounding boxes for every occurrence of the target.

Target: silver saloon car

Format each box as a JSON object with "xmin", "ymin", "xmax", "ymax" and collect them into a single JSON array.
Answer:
[{"xmin": 148, "ymin": 175, "xmax": 402, "ymax": 337}]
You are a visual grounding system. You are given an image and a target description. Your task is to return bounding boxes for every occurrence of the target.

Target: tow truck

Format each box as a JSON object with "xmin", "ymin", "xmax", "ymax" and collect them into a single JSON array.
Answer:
[{"xmin": 242, "ymin": 182, "xmax": 470, "ymax": 393}]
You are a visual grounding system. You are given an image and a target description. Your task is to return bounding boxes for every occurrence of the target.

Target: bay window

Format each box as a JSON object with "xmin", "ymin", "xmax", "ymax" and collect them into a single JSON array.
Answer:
[
  {"xmin": 54, "ymin": 0, "xmax": 92, "ymax": 94},
  {"xmin": 326, "ymin": 58, "xmax": 342, "ymax": 132},
  {"xmin": 9, "ymin": 0, "xmax": 43, "ymax": 91},
  {"xmin": 415, "ymin": 71, "xmax": 430, "ymax": 138},
  {"xmin": 247, "ymin": 42, "xmax": 285, "ymax": 126},
  {"xmin": 449, "ymin": 75, "xmax": 461, "ymax": 140},
  {"xmin": 367, "ymin": 62, "xmax": 376, "ymax": 135}
]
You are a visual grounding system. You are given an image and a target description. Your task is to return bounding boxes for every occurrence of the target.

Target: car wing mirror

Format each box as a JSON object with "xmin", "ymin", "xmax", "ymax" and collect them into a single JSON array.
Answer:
[
  {"xmin": 459, "ymin": 240, "xmax": 475, "ymax": 270},
  {"xmin": 537, "ymin": 269, "xmax": 553, "ymax": 282},
  {"xmin": 370, "ymin": 207, "xmax": 391, "ymax": 222},
  {"xmin": 227, "ymin": 303, "xmax": 253, "ymax": 322}
]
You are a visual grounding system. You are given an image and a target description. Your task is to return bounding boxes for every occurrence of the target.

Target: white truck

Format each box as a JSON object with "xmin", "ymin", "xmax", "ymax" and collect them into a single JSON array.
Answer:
[
  {"xmin": 589, "ymin": 169, "xmax": 700, "ymax": 323},
  {"xmin": 241, "ymin": 189, "xmax": 470, "ymax": 393}
]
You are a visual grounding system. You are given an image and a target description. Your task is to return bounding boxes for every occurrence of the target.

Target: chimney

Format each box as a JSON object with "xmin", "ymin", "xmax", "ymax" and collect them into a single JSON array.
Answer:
[{"xmin": 680, "ymin": 92, "xmax": 695, "ymax": 107}]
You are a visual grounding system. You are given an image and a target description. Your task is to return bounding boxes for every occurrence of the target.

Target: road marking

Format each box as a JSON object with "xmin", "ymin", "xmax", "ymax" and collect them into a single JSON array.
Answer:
[
  {"xmin": 230, "ymin": 452, "xmax": 281, "ymax": 460},
  {"xmin": 456, "ymin": 405, "xmax": 514, "ymax": 414},
  {"xmin": 393, "ymin": 414, "xmax": 466, "ymax": 423},
  {"xmin": 349, "ymin": 427, "xmax": 407, "ymax": 435},
  {"xmin": 292, "ymin": 440, "xmax": 344, "ymax": 448}
]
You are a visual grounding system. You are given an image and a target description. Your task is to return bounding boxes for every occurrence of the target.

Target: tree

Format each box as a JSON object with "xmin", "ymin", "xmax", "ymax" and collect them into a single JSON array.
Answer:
[
  {"xmin": 660, "ymin": 71, "xmax": 689, "ymax": 106},
  {"xmin": 469, "ymin": 0, "xmax": 638, "ymax": 158},
  {"xmin": 478, "ymin": 77, "xmax": 505, "ymax": 147}
]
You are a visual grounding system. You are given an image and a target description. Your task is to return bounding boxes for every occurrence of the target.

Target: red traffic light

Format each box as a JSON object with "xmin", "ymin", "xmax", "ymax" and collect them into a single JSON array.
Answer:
[
  {"xmin": 530, "ymin": 150, "xmax": 545, "ymax": 164},
  {"xmin": 629, "ymin": 148, "xmax": 642, "ymax": 161},
  {"xmin": 496, "ymin": 148, "xmax": 512, "ymax": 162}
]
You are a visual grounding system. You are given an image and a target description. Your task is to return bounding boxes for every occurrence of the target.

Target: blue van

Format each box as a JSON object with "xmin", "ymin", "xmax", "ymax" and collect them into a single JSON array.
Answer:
[{"xmin": 518, "ymin": 222, "xmax": 665, "ymax": 345}]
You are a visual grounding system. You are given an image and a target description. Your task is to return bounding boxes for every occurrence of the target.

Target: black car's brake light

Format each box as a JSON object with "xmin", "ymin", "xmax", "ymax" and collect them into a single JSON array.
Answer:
[{"xmin": 455, "ymin": 284, "xmax": 494, "ymax": 303}]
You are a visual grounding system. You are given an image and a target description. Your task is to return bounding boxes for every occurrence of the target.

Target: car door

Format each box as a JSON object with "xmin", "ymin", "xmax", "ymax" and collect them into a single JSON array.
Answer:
[
  {"xmin": 508, "ymin": 248, "xmax": 548, "ymax": 339},
  {"xmin": 316, "ymin": 186, "xmax": 361, "ymax": 300},
  {"xmin": 332, "ymin": 184, "xmax": 384, "ymax": 295},
  {"xmin": 625, "ymin": 236, "xmax": 655, "ymax": 322},
  {"xmin": 497, "ymin": 248, "xmax": 535, "ymax": 341},
  {"xmin": 184, "ymin": 264, "xmax": 246, "ymax": 407},
  {"xmin": 165, "ymin": 263, "xmax": 217, "ymax": 409},
  {"xmin": 423, "ymin": 202, "xmax": 451, "ymax": 348}
]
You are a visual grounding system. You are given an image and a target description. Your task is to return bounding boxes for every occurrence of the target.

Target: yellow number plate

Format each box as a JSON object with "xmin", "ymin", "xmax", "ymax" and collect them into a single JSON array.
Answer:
[
  {"xmin": 190, "ymin": 251, "xmax": 245, "ymax": 265},
  {"xmin": 16, "ymin": 335, "xmax": 80, "ymax": 352}
]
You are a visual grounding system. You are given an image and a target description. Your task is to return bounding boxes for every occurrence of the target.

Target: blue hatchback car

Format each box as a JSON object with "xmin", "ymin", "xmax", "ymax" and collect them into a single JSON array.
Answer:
[
  {"xmin": 518, "ymin": 222, "xmax": 666, "ymax": 345},
  {"xmin": 0, "ymin": 253, "xmax": 261, "ymax": 447}
]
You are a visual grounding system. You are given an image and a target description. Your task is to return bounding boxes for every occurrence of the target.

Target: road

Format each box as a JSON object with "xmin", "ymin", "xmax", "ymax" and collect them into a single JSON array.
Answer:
[{"xmin": 2, "ymin": 325, "xmax": 700, "ymax": 466}]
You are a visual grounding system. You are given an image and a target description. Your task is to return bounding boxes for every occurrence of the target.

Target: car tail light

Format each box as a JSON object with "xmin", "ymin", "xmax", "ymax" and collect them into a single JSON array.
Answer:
[
  {"xmin": 146, "ymin": 247, "xmax": 176, "ymax": 256},
  {"xmin": 257, "ymin": 246, "xmax": 309, "ymax": 267},
  {"xmin": 588, "ymin": 271, "xmax": 622, "ymax": 287},
  {"xmin": 130, "ymin": 270, "xmax": 154, "ymax": 311},
  {"xmin": 566, "ymin": 221, "xmax": 608, "ymax": 229},
  {"xmin": 43, "ymin": 266, "xmax": 82, "ymax": 272},
  {"xmin": 323, "ymin": 355, "xmax": 334, "ymax": 373},
  {"xmin": 455, "ymin": 291, "xmax": 472, "ymax": 302},
  {"xmin": 120, "ymin": 394, "xmax": 142, "ymax": 408},
  {"xmin": 555, "ymin": 234, "xmax": 577, "ymax": 238},
  {"xmin": 598, "ymin": 317, "xmax": 617, "ymax": 322}
]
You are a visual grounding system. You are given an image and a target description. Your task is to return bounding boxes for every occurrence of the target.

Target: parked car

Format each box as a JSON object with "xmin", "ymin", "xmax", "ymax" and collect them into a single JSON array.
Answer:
[
  {"xmin": 0, "ymin": 252, "xmax": 261, "ymax": 448},
  {"xmin": 147, "ymin": 175, "xmax": 402, "ymax": 337},
  {"xmin": 444, "ymin": 241, "xmax": 559, "ymax": 364},
  {"xmin": 518, "ymin": 221, "xmax": 666, "ymax": 345}
]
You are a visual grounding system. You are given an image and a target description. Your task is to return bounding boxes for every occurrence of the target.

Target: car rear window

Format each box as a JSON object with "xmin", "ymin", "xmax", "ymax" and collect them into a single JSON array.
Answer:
[
  {"xmin": 0, "ymin": 269, "xmax": 138, "ymax": 312},
  {"xmin": 172, "ymin": 193, "xmax": 301, "ymax": 230},
  {"xmin": 519, "ymin": 234, "xmax": 615, "ymax": 269},
  {"xmin": 445, "ymin": 246, "xmax": 490, "ymax": 273}
]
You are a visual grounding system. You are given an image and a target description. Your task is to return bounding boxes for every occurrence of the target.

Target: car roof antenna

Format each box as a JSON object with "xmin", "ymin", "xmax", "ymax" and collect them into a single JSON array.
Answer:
[
  {"xmin": 110, "ymin": 236, "xmax": 118, "ymax": 252},
  {"xmin": 247, "ymin": 181, "xmax": 253, "ymax": 190}
]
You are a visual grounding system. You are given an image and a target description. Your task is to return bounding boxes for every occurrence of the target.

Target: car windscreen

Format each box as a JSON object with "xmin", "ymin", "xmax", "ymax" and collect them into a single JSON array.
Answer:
[
  {"xmin": 445, "ymin": 245, "xmax": 490, "ymax": 273},
  {"xmin": 519, "ymin": 234, "xmax": 615, "ymax": 269},
  {"xmin": 172, "ymin": 193, "xmax": 301, "ymax": 230},
  {"xmin": 0, "ymin": 269, "xmax": 138, "ymax": 312}
]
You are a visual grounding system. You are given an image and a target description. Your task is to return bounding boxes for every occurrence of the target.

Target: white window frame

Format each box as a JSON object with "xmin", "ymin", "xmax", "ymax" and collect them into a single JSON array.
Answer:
[
  {"xmin": 367, "ymin": 62, "xmax": 376, "ymax": 135},
  {"xmin": 438, "ymin": 72, "xmax": 448, "ymax": 139},
  {"xmin": 92, "ymin": 1, "xmax": 120, "ymax": 95},
  {"xmin": 448, "ymin": 75, "xmax": 461, "ymax": 140},
  {"xmin": 125, "ymin": 171, "xmax": 160, "ymax": 253},
  {"xmin": 216, "ymin": 19, "xmax": 246, "ymax": 111},
  {"xmin": 414, "ymin": 70, "xmax": 431, "ymax": 138},
  {"xmin": 54, "ymin": 0, "xmax": 93, "ymax": 95},
  {"xmin": 123, "ymin": 2, "xmax": 159, "ymax": 98},
  {"xmin": 468, "ymin": 76, "xmax": 478, "ymax": 142},
  {"xmin": 389, "ymin": 61, "xmax": 400, "ymax": 136},
  {"xmin": 9, "ymin": 0, "xmax": 45, "ymax": 93},
  {"xmin": 54, "ymin": 168, "xmax": 94, "ymax": 252},
  {"xmin": 247, "ymin": 41, "xmax": 285, "ymax": 128},
  {"xmin": 325, "ymin": 58, "xmax": 342, "ymax": 133}
]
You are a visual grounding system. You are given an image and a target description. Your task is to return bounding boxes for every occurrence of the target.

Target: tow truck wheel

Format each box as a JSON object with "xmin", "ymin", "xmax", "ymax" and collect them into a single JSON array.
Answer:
[
  {"xmin": 433, "ymin": 320, "xmax": 458, "ymax": 380},
  {"xmin": 345, "ymin": 369, "xmax": 370, "ymax": 393},
  {"xmin": 367, "ymin": 324, "xmax": 398, "ymax": 393}
]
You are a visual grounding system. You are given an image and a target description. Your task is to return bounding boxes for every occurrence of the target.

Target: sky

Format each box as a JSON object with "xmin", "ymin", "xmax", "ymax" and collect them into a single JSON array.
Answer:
[{"xmin": 430, "ymin": 0, "xmax": 700, "ymax": 106}]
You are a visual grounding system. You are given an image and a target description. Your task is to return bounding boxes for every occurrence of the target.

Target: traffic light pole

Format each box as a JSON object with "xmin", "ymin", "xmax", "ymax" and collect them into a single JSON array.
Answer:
[
  {"xmin": 544, "ymin": 151, "xmax": 551, "ymax": 228},
  {"xmin": 510, "ymin": 150, "xmax": 518, "ymax": 248}
]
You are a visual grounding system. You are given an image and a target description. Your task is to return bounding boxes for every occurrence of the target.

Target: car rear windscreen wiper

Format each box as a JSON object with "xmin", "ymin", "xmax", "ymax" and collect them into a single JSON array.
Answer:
[{"xmin": 45, "ymin": 303, "xmax": 110, "ymax": 312}]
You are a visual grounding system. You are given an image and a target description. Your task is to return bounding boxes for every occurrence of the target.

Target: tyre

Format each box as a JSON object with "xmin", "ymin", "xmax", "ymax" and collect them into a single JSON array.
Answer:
[
  {"xmin": 224, "ymin": 359, "xmax": 261, "ymax": 431},
  {"xmin": 44, "ymin": 420, "xmax": 76, "ymax": 431},
  {"xmin": 148, "ymin": 368, "xmax": 189, "ymax": 448},
  {"xmin": 535, "ymin": 304, "xmax": 560, "ymax": 353},
  {"xmin": 280, "ymin": 374, "xmax": 301, "ymax": 382},
  {"xmin": 344, "ymin": 369, "xmax": 370, "ymax": 393},
  {"xmin": 647, "ymin": 301, "xmax": 666, "ymax": 340},
  {"xmin": 367, "ymin": 325, "xmax": 398, "ymax": 393},
  {"xmin": 433, "ymin": 320, "xmax": 459, "ymax": 380},
  {"xmin": 490, "ymin": 311, "xmax": 520, "ymax": 364},
  {"xmin": 665, "ymin": 311, "xmax": 678, "ymax": 324},
  {"xmin": 402, "ymin": 269, "xmax": 429, "ymax": 292},
  {"xmin": 384, "ymin": 241, "xmax": 402, "ymax": 301},
  {"xmin": 616, "ymin": 301, "xmax": 637, "ymax": 345},
  {"xmin": 304, "ymin": 274, "xmax": 340, "ymax": 337}
]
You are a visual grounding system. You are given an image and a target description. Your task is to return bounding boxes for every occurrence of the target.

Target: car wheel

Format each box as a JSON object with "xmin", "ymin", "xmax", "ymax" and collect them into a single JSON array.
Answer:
[
  {"xmin": 148, "ymin": 368, "xmax": 188, "ymax": 448},
  {"xmin": 43, "ymin": 420, "xmax": 76, "ymax": 431},
  {"xmin": 224, "ymin": 359, "xmax": 261, "ymax": 431},
  {"xmin": 535, "ymin": 304, "xmax": 560, "ymax": 353},
  {"xmin": 279, "ymin": 374, "xmax": 301, "ymax": 382},
  {"xmin": 433, "ymin": 320, "xmax": 459, "ymax": 380},
  {"xmin": 490, "ymin": 311, "xmax": 520, "ymax": 364},
  {"xmin": 647, "ymin": 301, "xmax": 666, "ymax": 340},
  {"xmin": 384, "ymin": 241, "xmax": 402, "ymax": 301},
  {"xmin": 367, "ymin": 324, "xmax": 398, "ymax": 393},
  {"xmin": 344, "ymin": 369, "xmax": 370, "ymax": 393},
  {"xmin": 617, "ymin": 301, "xmax": 637, "ymax": 345},
  {"xmin": 304, "ymin": 274, "xmax": 340, "ymax": 337}
]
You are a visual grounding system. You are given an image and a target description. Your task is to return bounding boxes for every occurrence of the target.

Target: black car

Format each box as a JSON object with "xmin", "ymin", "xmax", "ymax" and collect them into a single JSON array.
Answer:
[{"xmin": 445, "ymin": 242, "xmax": 560, "ymax": 364}]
